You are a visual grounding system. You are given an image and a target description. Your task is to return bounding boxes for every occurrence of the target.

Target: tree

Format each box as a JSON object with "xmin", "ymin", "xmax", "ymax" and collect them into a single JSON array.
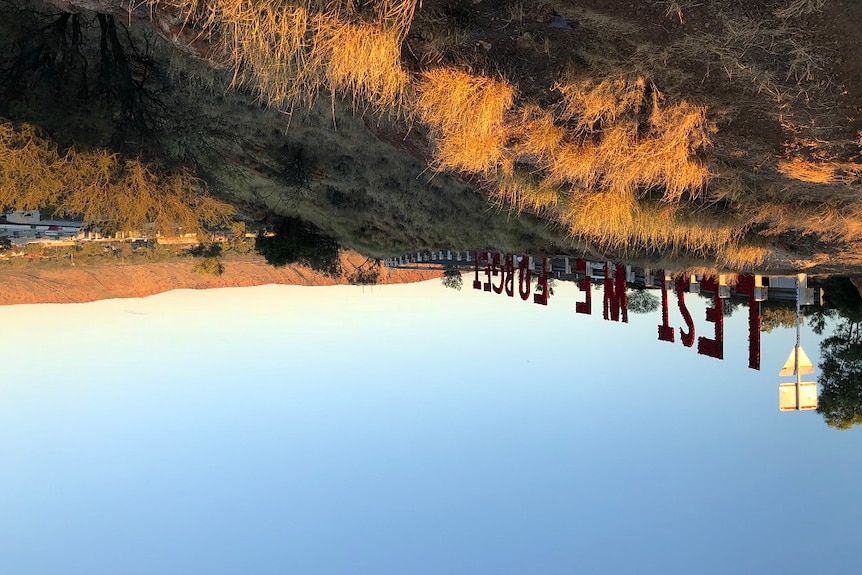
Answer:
[
  {"xmin": 188, "ymin": 242, "xmax": 222, "ymax": 257},
  {"xmin": 254, "ymin": 217, "xmax": 341, "ymax": 276},
  {"xmin": 815, "ymin": 280, "xmax": 862, "ymax": 429},
  {"xmin": 722, "ymin": 297, "xmax": 745, "ymax": 317},
  {"xmin": 760, "ymin": 306, "xmax": 797, "ymax": 333},
  {"xmin": 230, "ymin": 221, "xmax": 247, "ymax": 239},
  {"xmin": 817, "ymin": 320, "xmax": 862, "ymax": 430},
  {"xmin": 806, "ymin": 306, "xmax": 835, "ymax": 335},
  {"xmin": 347, "ymin": 258, "xmax": 381, "ymax": 285},
  {"xmin": 193, "ymin": 256, "xmax": 224, "ymax": 276},
  {"xmin": 821, "ymin": 277, "xmax": 862, "ymax": 323},
  {"xmin": 0, "ymin": 121, "xmax": 234, "ymax": 235},
  {"xmin": 441, "ymin": 269, "xmax": 463, "ymax": 291},
  {"xmin": 627, "ymin": 287, "xmax": 658, "ymax": 314}
]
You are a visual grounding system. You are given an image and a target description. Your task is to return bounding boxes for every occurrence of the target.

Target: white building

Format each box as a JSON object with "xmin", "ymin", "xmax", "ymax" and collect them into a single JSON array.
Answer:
[{"xmin": 0, "ymin": 210, "xmax": 83, "ymax": 242}]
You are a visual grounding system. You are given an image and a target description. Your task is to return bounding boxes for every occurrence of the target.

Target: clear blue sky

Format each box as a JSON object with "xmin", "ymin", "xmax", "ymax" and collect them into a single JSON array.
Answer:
[{"xmin": 0, "ymin": 279, "xmax": 856, "ymax": 575}]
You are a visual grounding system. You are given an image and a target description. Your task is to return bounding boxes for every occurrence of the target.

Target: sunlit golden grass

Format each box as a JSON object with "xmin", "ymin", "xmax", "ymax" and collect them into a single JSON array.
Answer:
[
  {"xmin": 517, "ymin": 78, "xmax": 712, "ymax": 202},
  {"xmin": 718, "ymin": 243, "xmax": 770, "ymax": 269},
  {"xmin": 321, "ymin": 20, "xmax": 413, "ymax": 112},
  {"xmin": 0, "ymin": 121, "xmax": 234, "ymax": 234},
  {"xmin": 743, "ymin": 200, "xmax": 862, "ymax": 242},
  {"xmin": 556, "ymin": 76, "xmax": 646, "ymax": 132},
  {"xmin": 563, "ymin": 187, "xmax": 639, "ymax": 241},
  {"xmin": 644, "ymin": 98, "xmax": 713, "ymax": 200},
  {"xmin": 485, "ymin": 169, "xmax": 765, "ymax": 267},
  {"xmin": 156, "ymin": 3, "xmax": 719, "ymax": 256},
  {"xmin": 165, "ymin": 0, "xmax": 417, "ymax": 112},
  {"xmin": 416, "ymin": 71, "xmax": 717, "ymax": 256},
  {"xmin": 778, "ymin": 158, "xmax": 838, "ymax": 184},
  {"xmin": 560, "ymin": 194, "xmax": 747, "ymax": 257},
  {"xmin": 131, "ymin": 1, "xmax": 859, "ymax": 264},
  {"xmin": 490, "ymin": 171, "xmax": 563, "ymax": 214},
  {"xmin": 415, "ymin": 68, "xmax": 516, "ymax": 174},
  {"xmin": 712, "ymin": 164, "xmax": 862, "ymax": 246},
  {"xmin": 511, "ymin": 105, "xmax": 565, "ymax": 164}
]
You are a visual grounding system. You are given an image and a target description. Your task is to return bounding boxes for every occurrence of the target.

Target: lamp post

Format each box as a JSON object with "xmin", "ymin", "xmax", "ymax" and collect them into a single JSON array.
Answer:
[{"xmin": 778, "ymin": 274, "xmax": 817, "ymax": 411}]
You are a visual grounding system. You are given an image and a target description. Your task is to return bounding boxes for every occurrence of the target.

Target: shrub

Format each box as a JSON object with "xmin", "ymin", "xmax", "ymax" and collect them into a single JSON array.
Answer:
[
  {"xmin": 0, "ymin": 120, "xmax": 235, "ymax": 235},
  {"xmin": 416, "ymin": 68, "xmax": 516, "ymax": 174},
  {"xmin": 441, "ymin": 269, "xmax": 463, "ymax": 290},
  {"xmin": 254, "ymin": 217, "xmax": 341, "ymax": 276},
  {"xmin": 193, "ymin": 256, "xmax": 224, "ymax": 275},
  {"xmin": 174, "ymin": 0, "xmax": 417, "ymax": 112}
]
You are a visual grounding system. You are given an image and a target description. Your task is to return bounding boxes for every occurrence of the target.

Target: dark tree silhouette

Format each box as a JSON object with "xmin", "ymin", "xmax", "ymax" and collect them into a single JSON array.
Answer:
[
  {"xmin": 347, "ymin": 258, "xmax": 381, "ymax": 285},
  {"xmin": 441, "ymin": 269, "xmax": 463, "ymax": 291},
  {"xmin": 254, "ymin": 217, "xmax": 340, "ymax": 276},
  {"xmin": 627, "ymin": 287, "xmax": 659, "ymax": 314},
  {"xmin": 0, "ymin": 5, "xmax": 168, "ymax": 154},
  {"xmin": 193, "ymin": 256, "xmax": 224, "ymax": 276},
  {"xmin": 818, "ymin": 320, "xmax": 862, "ymax": 430},
  {"xmin": 821, "ymin": 277, "xmax": 862, "ymax": 323},
  {"xmin": 722, "ymin": 297, "xmax": 745, "ymax": 317},
  {"xmin": 816, "ymin": 278, "xmax": 862, "ymax": 429},
  {"xmin": 188, "ymin": 242, "xmax": 222, "ymax": 258}
]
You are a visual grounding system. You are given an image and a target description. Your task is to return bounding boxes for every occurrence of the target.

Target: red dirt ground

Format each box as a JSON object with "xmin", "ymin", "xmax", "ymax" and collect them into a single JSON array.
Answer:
[{"xmin": 0, "ymin": 253, "xmax": 443, "ymax": 305}]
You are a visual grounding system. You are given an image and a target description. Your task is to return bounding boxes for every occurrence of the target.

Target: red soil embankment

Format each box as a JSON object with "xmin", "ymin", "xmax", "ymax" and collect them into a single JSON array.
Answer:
[{"xmin": 0, "ymin": 254, "xmax": 442, "ymax": 305}]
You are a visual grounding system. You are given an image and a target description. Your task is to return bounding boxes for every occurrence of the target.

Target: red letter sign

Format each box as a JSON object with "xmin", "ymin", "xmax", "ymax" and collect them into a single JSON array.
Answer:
[
  {"xmin": 603, "ymin": 263, "xmax": 628, "ymax": 323},
  {"xmin": 575, "ymin": 259, "xmax": 591, "ymax": 315},
  {"xmin": 658, "ymin": 270, "xmax": 675, "ymax": 342},
  {"xmin": 697, "ymin": 276, "xmax": 724, "ymax": 359},
  {"xmin": 675, "ymin": 275, "xmax": 696, "ymax": 348}
]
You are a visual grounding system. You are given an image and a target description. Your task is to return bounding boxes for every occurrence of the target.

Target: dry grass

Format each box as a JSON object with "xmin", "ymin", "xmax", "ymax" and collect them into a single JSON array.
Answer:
[
  {"xmin": 511, "ymin": 105, "xmax": 566, "ymax": 164},
  {"xmin": 645, "ymin": 99, "xmax": 714, "ymax": 200},
  {"xmin": 413, "ymin": 7, "xmax": 467, "ymax": 66},
  {"xmin": 536, "ymin": 77, "xmax": 711, "ymax": 202},
  {"xmin": 321, "ymin": 20, "xmax": 412, "ymax": 113},
  {"xmin": 544, "ymin": 142, "xmax": 602, "ymax": 190},
  {"xmin": 676, "ymin": 18, "xmax": 787, "ymax": 102},
  {"xmin": 778, "ymin": 158, "xmax": 838, "ymax": 183},
  {"xmin": 506, "ymin": 1, "xmax": 525, "ymax": 24},
  {"xmin": 163, "ymin": 0, "xmax": 417, "ymax": 112},
  {"xmin": 774, "ymin": 0, "xmax": 827, "ymax": 19},
  {"xmin": 562, "ymin": 191, "xmax": 765, "ymax": 267},
  {"xmin": 654, "ymin": 1, "xmax": 686, "ymax": 24},
  {"xmin": 674, "ymin": 11, "xmax": 827, "ymax": 101},
  {"xmin": 560, "ymin": 195, "xmax": 746, "ymax": 257},
  {"xmin": 140, "ymin": 0, "xmax": 856, "ymax": 266},
  {"xmin": 744, "ymin": 199, "xmax": 862, "ymax": 242},
  {"xmin": 711, "ymin": 165, "xmax": 862, "ymax": 243},
  {"xmin": 718, "ymin": 243, "xmax": 770, "ymax": 269},
  {"xmin": 156, "ymin": 2, "xmax": 719, "ymax": 258},
  {"xmin": 415, "ymin": 68, "xmax": 516, "ymax": 174},
  {"xmin": 490, "ymin": 171, "xmax": 563, "ymax": 214},
  {"xmin": 556, "ymin": 76, "xmax": 647, "ymax": 133},
  {"xmin": 778, "ymin": 157, "xmax": 862, "ymax": 185},
  {"xmin": 562, "ymin": 187, "xmax": 640, "ymax": 243},
  {"xmin": 412, "ymin": 68, "xmax": 714, "ymax": 256},
  {"xmin": 0, "ymin": 121, "xmax": 234, "ymax": 234}
]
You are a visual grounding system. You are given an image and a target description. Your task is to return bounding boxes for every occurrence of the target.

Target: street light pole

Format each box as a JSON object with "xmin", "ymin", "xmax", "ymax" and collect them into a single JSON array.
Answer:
[
  {"xmin": 778, "ymin": 273, "xmax": 816, "ymax": 411},
  {"xmin": 795, "ymin": 274, "xmax": 802, "ymax": 410}
]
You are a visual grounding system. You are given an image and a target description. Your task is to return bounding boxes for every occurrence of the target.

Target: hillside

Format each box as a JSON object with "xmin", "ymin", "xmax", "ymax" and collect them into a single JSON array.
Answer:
[
  {"xmin": 0, "ymin": 254, "xmax": 442, "ymax": 305},
  {"xmin": 2, "ymin": 0, "xmax": 862, "ymax": 270}
]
